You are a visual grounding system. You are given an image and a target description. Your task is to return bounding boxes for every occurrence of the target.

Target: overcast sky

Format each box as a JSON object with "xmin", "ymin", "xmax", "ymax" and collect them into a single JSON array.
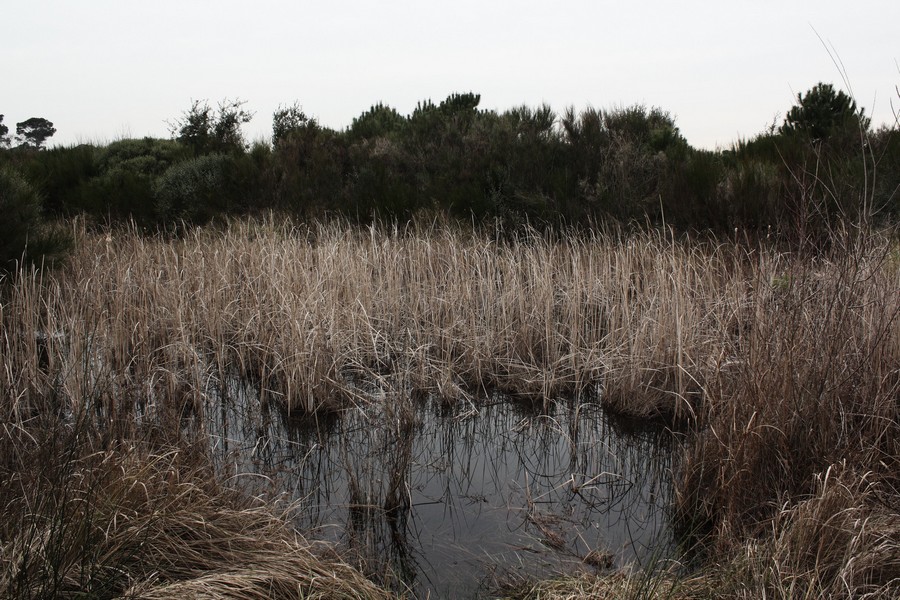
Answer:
[{"xmin": 4, "ymin": 1, "xmax": 898, "ymax": 149}]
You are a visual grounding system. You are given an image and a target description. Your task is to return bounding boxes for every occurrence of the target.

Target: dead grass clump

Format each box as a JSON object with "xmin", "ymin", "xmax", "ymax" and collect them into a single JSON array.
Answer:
[
  {"xmin": 0, "ymin": 421, "xmax": 391, "ymax": 600},
  {"xmin": 759, "ymin": 464, "xmax": 900, "ymax": 598},
  {"xmin": 492, "ymin": 564, "xmax": 709, "ymax": 600}
]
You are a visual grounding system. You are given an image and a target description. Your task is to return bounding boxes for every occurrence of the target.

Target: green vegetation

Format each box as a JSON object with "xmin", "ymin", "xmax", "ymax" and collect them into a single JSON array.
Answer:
[
  {"xmin": 0, "ymin": 166, "xmax": 43, "ymax": 269},
  {"xmin": 2, "ymin": 81, "xmax": 897, "ymax": 260},
  {"xmin": 780, "ymin": 82, "xmax": 869, "ymax": 142},
  {"xmin": 0, "ymin": 115, "xmax": 10, "ymax": 147},
  {"xmin": 169, "ymin": 98, "xmax": 254, "ymax": 155},
  {"xmin": 0, "ymin": 165, "xmax": 70, "ymax": 272},
  {"xmin": 14, "ymin": 117, "xmax": 57, "ymax": 150}
]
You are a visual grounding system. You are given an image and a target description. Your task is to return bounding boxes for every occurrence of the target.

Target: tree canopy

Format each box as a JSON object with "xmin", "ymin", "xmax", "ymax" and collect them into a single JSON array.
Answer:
[
  {"xmin": 272, "ymin": 102, "xmax": 317, "ymax": 147},
  {"xmin": 779, "ymin": 82, "xmax": 869, "ymax": 142},
  {"xmin": 0, "ymin": 115, "xmax": 9, "ymax": 148},
  {"xmin": 15, "ymin": 117, "xmax": 56, "ymax": 149},
  {"xmin": 170, "ymin": 99, "xmax": 253, "ymax": 154}
]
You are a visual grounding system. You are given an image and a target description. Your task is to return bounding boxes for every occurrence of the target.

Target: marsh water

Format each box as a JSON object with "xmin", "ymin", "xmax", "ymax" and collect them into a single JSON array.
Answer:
[{"xmin": 205, "ymin": 380, "xmax": 675, "ymax": 598}]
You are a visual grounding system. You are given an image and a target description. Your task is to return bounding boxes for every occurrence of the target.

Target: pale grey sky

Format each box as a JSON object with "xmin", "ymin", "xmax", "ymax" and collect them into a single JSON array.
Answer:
[{"xmin": 4, "ymin": 1, "xmax": 898, "ymax": 149}]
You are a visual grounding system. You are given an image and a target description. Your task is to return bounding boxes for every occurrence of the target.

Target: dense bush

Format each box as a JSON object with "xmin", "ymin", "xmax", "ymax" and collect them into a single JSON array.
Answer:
[
  {"xmin": 171, "ymin": 99, "xmax": 253, "ymax": 155},
  {"xmin": 271, "ymin": 121, "xmax": 348, "ymax": 217},
  {"xmin": 97, "ymin": 137, "xmax": 187, "ymax": 174},
  {"xmin": 16, "ymin": 144, "xmax": 97, "ymax": 214},
  {"xmin": 0, "ymin": 166, "xmax": 42, "ymax": 269},
  {"xmin": 2, "ymin": 82, "xmax": 894, "ymax": 237},
  {"xmin": 154, "ymin": 153, "xmax": 231, "ymax": 223},
  {"xmin": 73, "ymin": 138, "xmax": 188, "ymax": 223},
  {"xmin": 870, "ymin": 126, "xmax": 900, "ymax": 220},
  {"xmin": 780, "ymin": 82, "xmax": 869, "ymax": 143},
  {"xmin": 347, "ymin": 103, "xmax": 406, "ymax": 142},
  {"xmin": 273, "ymin": 103, "xmax": 317, "ymax": 147},
  {"xmin": 0, "ymin": 166, "xmax": 70, "ymax": 270}
]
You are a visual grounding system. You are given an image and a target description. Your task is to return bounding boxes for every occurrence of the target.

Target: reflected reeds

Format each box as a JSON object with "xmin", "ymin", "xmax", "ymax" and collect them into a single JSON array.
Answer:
[{"xmin": 204, "ymin": 380, "xmax": 674, "ymax": 597}]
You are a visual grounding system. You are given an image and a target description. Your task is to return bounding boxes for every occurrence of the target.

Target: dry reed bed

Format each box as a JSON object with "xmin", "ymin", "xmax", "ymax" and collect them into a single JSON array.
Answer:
[
  {"xmin": 3, "ymin": 218, "xmax": 764, "ymax": 425},
  {"xmin": 667, "ymin": 233, "xmax": 900, "ymax": 598}
]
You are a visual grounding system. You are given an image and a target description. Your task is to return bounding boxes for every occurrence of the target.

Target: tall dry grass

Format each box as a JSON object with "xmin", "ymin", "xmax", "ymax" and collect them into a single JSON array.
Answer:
[
  {"xmin": 2, "ymin": 217, "xmax": 762, "ymax": 427},
  {"xmin": 669, "ymin": 230, "xmax": 900, "ymax": 597}
]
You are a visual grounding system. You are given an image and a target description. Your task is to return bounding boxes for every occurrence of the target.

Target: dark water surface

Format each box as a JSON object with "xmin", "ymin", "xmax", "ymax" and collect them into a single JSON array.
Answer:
[{"xmin": 207, "ymin": 381, "xmax": 675, "ymax": 598}]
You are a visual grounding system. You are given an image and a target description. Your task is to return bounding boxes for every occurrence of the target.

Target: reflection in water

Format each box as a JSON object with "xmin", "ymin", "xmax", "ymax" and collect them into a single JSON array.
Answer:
[{"xmin": 207, "ymin": 379, "xmax": 674, "ymax": 598}]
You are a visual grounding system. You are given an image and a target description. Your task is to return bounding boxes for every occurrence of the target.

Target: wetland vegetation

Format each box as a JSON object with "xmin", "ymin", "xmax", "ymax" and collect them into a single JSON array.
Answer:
[{"xmin": 1, "ymin": 82, "xmax": 899, "ymax": 597}]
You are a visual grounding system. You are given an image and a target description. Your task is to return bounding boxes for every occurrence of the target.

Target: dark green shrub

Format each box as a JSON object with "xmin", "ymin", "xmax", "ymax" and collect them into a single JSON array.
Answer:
[
  {"xmin": 348, "ymin": 103, "xmax": 406, "ymax": 141},
  {"xmin": 72, "ymin": 138, "xmax": 188, "ymax": 224},
  {"xmin": 273, "ymin": 103, "xmax": 316, "ymax": 148},
  {"xmin": 226, "ymin": 142, "xmax": 276, "ymax": 212},
  {"xmin": 720, "ymin": 159, "xmax": 781, "ymax": 228},
  {"xmin": 272, "ymin": 125, "xmax": 348, "ymax": 217},
  {"xmin": 780, "ymin": 82, "xmax": 869, "ymax": 144},
  {"xmin": 345, "ymin": 136, "xmax": 418, "ymax": 219},
  {"xmin": 0, "ymin": 166, "xmax": 70, "ymax": 271},
  {"xmin": 153, "ymin": 153, "xmax": 230, "ymax": 223},
  {"xmin": 726, "ymin": 124, "xmax": 882, "ymax": 237},
  {"xmin": 603, "ymin": 105, "xmax": 687, "ymax": 155},
  {"xmin": 19, "ymin": 144, "xmax": 98, "ymax": 214},
  {"xmin": 97, "ymin": 137, "xmax": 187, "ymax": 175},
  {"xmin": 564, "ymin": 105, "xmax": 686, "ymax": 223},
  {"xmin": 663, "ymin": 150, "xmax": 727, "ymax": 230},
  {"xmin": 170, "ymin": 99, "xmax": 253, "ymax": 155},
  {"xmin": 78, "ymin": 169, "xmax": 158, "ymax": 225},
  {"xmin": 870, "ymin": 127, "xmax": 900, "ymax": 220},
  {"xmin": 0, "ymin": 165, "xmax": 41, "ymax": 268},
  {"xmin": 581, "ymin": 134, "xmax": 670, "ymax": 222},
  {"xmin": 406, "ymin": 93, "xmax": 480, "ymax": 146},
  {"xmin": 474, "ymin": 106, "xmax": 565, "ymax": 226},
  {"xmin": 399, "ymin": 93, "xmax": 496, "ymax": 219}
]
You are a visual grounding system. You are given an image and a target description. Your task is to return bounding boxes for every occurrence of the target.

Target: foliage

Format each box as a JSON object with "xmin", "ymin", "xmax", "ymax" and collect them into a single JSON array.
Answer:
[
  {"xmin": 869, "ymin": 126, "xmax": 900, "ymax": 219},
  {"xmin": 749, "ymin": 84, "xmax": 876, "ymax": 239},
  {"xmin": 272, "ymin": 123, "xmax": 347, "ymax": 216},
  {"xmin": 154, "ymin": 153, "xmax": 231, "ymax": 223},
  {"xmin": 97, "ymin": 137, "xmax": 187, "ymax": 175},
  {"xmin": 16, "ymin": 144, "xmax": 98, "ymax": 214},
  {"xmin": 3, "ymin": 81, "xmax": 896, "ymax": 236},
  {"xmin": 15, "ymin": 117, "xmax": 57, "ymax": 150},
  {"xmin": 779, "ymin": 82, "xmax": 869, "ymax": 143},
  {"xmin": 561, "ymin": 104, "xmax": 688, "ymax": 223},
  {"xmin": 662, "ymin": 149, "xmax": 727, "ymax": 229},
  {"xmin": 82, "ymin": 138, "xmax": 190, "ymax": 223},
  {"xmin": 0, "ymin": 166, "xmax": 42, "ymax": 269},
  {"xmin": 476, "ymin": 105, "xmax": 566, "ymax": 225},
  {"xmin": 347, "ymin": 102, "xmax": 405, "ymax": 141},
  {"xmin": 0, "ymin": 165, "xmax": 70, "ymax": 270},
  {"xmin": 407, "ymin": 92, "xmax": 481, "ymax": 145},
  {"xmin": 272, "ymin": 102, "xmax": 316, "ymax": 147},
  {"xmin": 0, "ymin": 115, "xmax": 9, "ymax": 147},
  {"xmin": 170, "ymin": 99, "xmax": 253, "ymax": 154}
]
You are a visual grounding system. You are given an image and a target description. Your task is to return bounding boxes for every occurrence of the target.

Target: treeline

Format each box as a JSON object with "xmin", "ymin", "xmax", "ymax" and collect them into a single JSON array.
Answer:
[{"xmin": 1, "ymin": 84, "xmax": 898, "ymax": 268}]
